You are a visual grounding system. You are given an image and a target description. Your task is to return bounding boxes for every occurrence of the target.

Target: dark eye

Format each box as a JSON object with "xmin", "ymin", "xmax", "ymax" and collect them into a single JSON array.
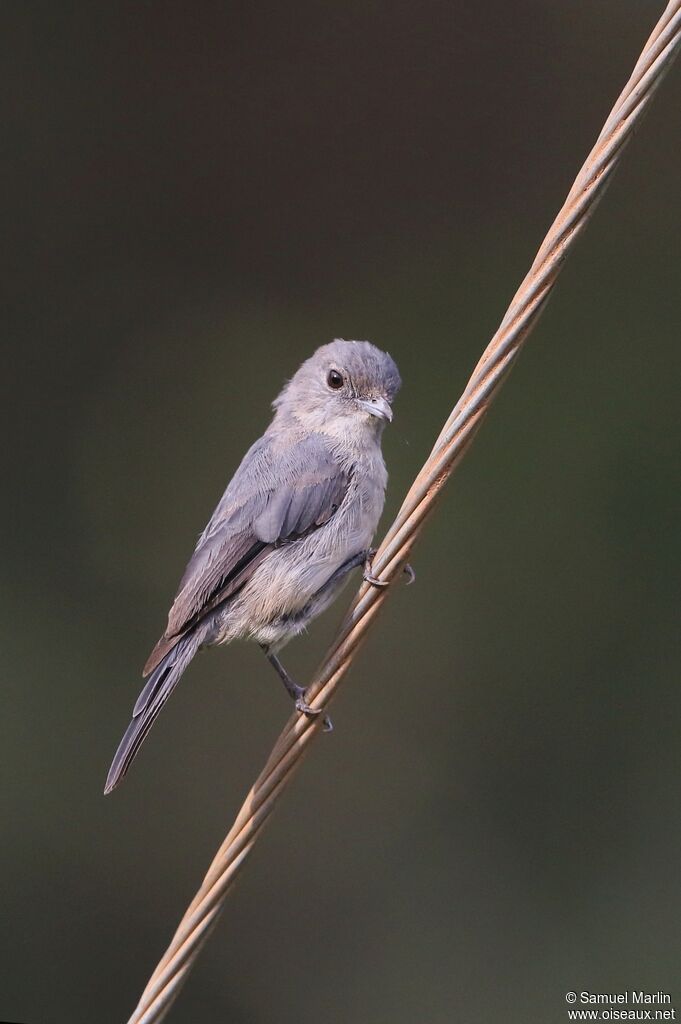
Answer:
[{"xmin": 327, "ymin": 369, "xmax": 343, "ymax": 390}]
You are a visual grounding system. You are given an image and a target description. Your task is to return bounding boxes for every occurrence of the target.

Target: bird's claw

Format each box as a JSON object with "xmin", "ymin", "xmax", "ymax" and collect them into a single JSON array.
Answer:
[
  {"xmin": 363, "ymin": 570, "xmax": 389, "ymax": 587},
  {"xmin": 294, "ymin": 695, "xmax": 333, "ymax": 732},
  {"xmin": 363, "ymin": 549, "xmax": 389, "ymax": 588},
  {"xmin": 295, "ymin": 695, "xmax": 322, "ymax": 718},
  {"xmin": 363, "ymin": 550, "xmax": 416, "ymax": 588}
]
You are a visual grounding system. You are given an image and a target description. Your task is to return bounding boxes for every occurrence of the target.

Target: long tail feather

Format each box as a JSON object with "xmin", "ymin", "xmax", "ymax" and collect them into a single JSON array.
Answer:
[{"xmin": 104, "ymin": 630, "xmax": 202, "ymax": 794}]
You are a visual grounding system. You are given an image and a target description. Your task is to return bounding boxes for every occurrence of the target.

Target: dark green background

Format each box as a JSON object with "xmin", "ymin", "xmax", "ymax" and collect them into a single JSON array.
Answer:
[{"xmin": 3, "ymin": 2, "xmax": 680, "ymax": 1022}]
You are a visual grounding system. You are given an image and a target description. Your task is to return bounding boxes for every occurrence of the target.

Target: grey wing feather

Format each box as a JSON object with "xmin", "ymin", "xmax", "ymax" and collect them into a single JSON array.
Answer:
[
  {"xmin": 143, "ymin": 433, "xmax": 349, "ymax": 675},
  {"xmin": 254, "ymin": 459, "xmax": 345, "ymax": 541}
]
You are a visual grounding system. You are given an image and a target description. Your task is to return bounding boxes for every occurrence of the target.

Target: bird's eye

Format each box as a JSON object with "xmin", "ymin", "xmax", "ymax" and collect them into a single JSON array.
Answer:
[{"xmin": 327, "ymin": 369, "xmax": 343, "ymax": 390}]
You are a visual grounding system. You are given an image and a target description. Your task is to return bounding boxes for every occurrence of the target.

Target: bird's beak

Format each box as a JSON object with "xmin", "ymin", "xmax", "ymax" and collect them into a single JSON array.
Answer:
[{"xmin": 359, "ymin": 396, "xmax": 393, "ymax": 422}]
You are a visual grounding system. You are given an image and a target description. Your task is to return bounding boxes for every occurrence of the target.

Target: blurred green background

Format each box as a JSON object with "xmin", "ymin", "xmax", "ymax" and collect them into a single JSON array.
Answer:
[{"xmin": 3, "ymin": 2, "xmax": 680, "ymax": 1022}]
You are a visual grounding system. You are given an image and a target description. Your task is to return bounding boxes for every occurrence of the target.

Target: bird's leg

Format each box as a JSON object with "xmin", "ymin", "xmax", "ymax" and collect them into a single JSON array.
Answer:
[
  {"xmin": 264, "ymin": 648, "xmax": 315, "ymax": 710},
  {"xmin": 321, "ymin": 548, "xmax": 369, "ymax": 588},
  {"xmin": 362, "ymin": 549, "xmax": 416, "ymax": 588},
  {"xmin": 261, "ymin": 646, "xmax": 332, "ymax": 731}
]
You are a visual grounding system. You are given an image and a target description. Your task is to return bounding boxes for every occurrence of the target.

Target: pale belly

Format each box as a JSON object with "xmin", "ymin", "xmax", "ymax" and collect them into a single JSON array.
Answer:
[{"xmin": 213, "ymin": 478, "xmax": 383, "ymax": 650}]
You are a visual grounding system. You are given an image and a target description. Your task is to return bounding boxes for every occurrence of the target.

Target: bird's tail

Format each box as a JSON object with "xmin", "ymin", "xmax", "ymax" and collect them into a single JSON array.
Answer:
[{"xmin": 104, "ymin": 629, "xmax": 203, "ymax": 794}]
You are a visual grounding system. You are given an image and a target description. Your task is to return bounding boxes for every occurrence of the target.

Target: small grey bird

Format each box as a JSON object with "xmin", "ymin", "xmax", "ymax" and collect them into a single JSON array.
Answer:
[{"xmin": 104, "ymin": 339, "xmax": 401, "ymax": 793}]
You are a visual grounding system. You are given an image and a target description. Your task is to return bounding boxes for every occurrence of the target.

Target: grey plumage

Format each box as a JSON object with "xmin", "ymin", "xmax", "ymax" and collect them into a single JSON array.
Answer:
[{"xmin": 104, "ymin": 339, "xmax": 400, "ymax": 794}]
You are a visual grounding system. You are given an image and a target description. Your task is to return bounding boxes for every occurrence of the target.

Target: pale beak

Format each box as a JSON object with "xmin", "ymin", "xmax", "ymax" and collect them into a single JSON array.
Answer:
[{"xmin": 359, "ymin": 396, "xmax": 393, "ymax": 422}]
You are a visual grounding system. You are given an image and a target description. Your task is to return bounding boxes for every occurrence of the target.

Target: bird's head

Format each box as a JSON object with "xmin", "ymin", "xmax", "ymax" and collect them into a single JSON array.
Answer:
[{"xmin": 273, "ymin": 339, "xmax": 401, "ymax": 440}]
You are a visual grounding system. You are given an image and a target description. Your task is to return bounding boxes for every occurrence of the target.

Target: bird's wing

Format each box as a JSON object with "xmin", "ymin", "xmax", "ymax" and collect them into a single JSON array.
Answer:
[{"xmin": 143, "ymin": 433, "xmax": 350, "ymax": 675}]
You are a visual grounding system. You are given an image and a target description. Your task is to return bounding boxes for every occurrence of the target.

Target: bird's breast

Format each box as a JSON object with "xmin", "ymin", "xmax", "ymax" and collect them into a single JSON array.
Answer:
[{"xmin": 225, "ymin": 453, "xmax": 388, "ymax": 636}]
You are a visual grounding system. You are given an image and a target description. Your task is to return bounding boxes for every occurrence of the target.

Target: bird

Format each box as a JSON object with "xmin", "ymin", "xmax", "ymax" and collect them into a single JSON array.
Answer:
[{"xmin": 104, "ymin": 339, "xmax": 403, "ymax": 794}]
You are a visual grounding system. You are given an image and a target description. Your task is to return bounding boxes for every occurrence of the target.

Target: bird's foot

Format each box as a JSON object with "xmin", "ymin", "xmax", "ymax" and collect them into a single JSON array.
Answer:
[
  {"xmin": 294, "ymin": 694, "xmax": 322, "ymax": 717},
  {"xmin": 294, "ymin": 691, "xmax": 333, "ymax": 732},
  {"xmin": 363, "ymin": 550, "xmax": 416, "ymax": 588},
  {"xmin": 363, "ymin": 549, "xmax": 389, "ymax": 588},
  {"xmin": 264, "ymin": 647, "xmax": 333, "ymax": 731}
]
